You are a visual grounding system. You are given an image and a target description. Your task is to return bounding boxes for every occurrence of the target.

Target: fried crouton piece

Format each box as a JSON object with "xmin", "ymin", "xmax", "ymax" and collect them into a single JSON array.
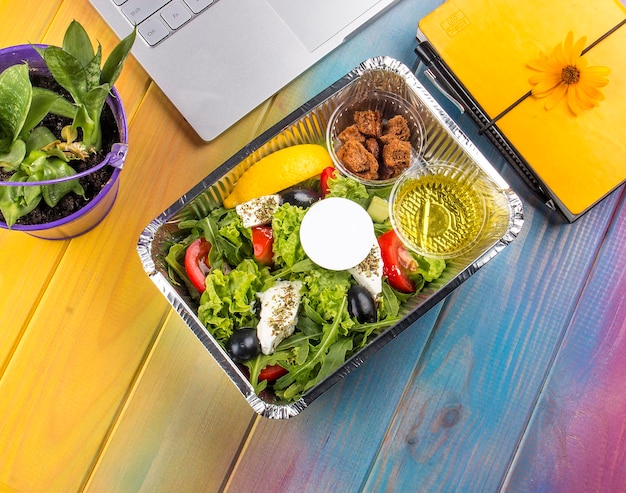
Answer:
[
  {"xmin": 380, "ymin": 115, "xmax": 411, "ymax": 144},
  {"xmin": 338, "ymin": 124, "xmax": 366, "ymax": 144},
  {"xmin": 364, "ymin": 137, "xmax": 380, "ymax": 161},
  {"xmin": 337, "ymin": 140, "xmax": 379, "ymax": 179},
  {"xmin": 354, "ymin": 110, "xmax": 382, "ymax": 137},
  {"xmin": 382, "ymin": 139, "xmax": 411, "ymax": 177}
]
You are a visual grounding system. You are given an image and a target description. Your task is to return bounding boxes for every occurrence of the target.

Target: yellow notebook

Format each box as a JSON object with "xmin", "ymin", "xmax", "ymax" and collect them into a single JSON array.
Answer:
[{"xmin": 417, "ymin": 0, "xmax": 626, "ymax": 221}]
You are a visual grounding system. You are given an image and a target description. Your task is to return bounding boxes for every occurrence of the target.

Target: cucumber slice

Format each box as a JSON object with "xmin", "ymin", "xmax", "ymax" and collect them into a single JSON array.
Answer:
[{"xmin": 367, "ymin": 195, "xmax": 389, "ymax": 223}]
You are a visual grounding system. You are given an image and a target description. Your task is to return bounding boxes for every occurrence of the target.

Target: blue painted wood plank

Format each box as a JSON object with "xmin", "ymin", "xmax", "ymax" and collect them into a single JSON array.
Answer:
[
  {"xmin": 503, "ymin": 189, "xmax": 626, "ymax": 492},
  {"xmin": 360, "ymin": 173, "xmax": 623, "ymax": 490}
]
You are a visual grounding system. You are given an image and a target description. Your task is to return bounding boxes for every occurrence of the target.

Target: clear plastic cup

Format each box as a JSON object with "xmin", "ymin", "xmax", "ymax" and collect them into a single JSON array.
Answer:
[{"xmin": 326, "ymin": 90, "xmax": 426, "ymax": 187}]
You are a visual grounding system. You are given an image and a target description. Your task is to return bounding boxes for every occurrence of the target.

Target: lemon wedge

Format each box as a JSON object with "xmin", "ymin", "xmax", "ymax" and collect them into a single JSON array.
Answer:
[{"xmin": 223, "ymin": 144, "xmax": 332, "ymax": 209}]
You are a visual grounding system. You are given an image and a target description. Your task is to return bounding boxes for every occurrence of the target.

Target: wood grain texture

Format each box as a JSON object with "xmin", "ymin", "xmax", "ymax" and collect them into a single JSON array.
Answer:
[
  {"xmin": 2, "ymin": 0, "xmax": 625, "ymax": 492},
  {"xmin": 84, "ymin": 312, "xmax": 256, "ymax": 492},
  {"xmin": 503, "ymin": 190, "xmax": 626, "ymax": 492},
  {"xmin": 0, "ymin": 1, "xmax": 60, "ymax": 47},
  {"xmin": 224, "ymin": 308, "xmax": 443, "ymax": 493},
  {"xmin": 0, "ymin": 41, "xmax": 267, "ymax": 493},
  {"xmin": 359, "ymin": 185, "xmax": 624, "ymax": 491},
  {"xmin": 0, "ymin": 1, "xmax": 148, "ymax": 379}
]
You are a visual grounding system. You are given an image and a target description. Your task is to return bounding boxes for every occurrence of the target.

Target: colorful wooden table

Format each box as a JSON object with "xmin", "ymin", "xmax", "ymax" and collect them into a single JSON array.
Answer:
[{"xmin": 1, "ymin": 1, "xmax": 625, "ymax": 491}]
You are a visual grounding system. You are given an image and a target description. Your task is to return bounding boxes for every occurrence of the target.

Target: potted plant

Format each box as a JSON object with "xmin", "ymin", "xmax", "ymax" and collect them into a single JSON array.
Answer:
[{"xmin": 0, "ymin": 20, "xmax": 135, "ymax": 239}]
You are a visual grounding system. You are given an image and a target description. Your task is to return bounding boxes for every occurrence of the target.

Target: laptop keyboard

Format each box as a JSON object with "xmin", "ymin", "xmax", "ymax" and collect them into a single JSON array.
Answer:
[{"xmin": 114, "ymin": 0, "xmax": 217, "ymax": 46}]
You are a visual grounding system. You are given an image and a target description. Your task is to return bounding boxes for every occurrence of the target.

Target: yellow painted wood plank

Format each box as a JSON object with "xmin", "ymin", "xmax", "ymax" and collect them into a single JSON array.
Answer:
[
  {"xmin": 0, "ymin": 1, "xmax": 61, "ymax": 46},
  {"xmin": 0, "ymin": 237, "xmax": 68, "ymax": 371},
  {"xmin": 0, "ymin": 1, "xmax": 149, "ymax": 384},
  {"xmin": 84, "ymin": 311, "xmax": 255, "ymax": 492},
  {"xmin": 0, "ymin": 70, "xmax": 270, "ymax": 492},
  {"xmin": 0, "ymin": 0, "xmax": 69, "ymax": 380}
]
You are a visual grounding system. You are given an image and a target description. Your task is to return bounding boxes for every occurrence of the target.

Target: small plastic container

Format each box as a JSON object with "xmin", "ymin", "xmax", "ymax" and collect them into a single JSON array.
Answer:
[
  {"xmin": 326, "ymin": 90, "xmax": 426, "ymax": 187},
  {"xmin": 389, "ymin": 161, "xmax": 489, "ymax": 259}
]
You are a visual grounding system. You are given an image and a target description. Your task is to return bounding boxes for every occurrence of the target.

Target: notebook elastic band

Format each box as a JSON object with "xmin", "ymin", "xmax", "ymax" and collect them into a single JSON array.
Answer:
[{"xmin": 478, "ymin": 18, "xmax": 626, "ymax": 135}]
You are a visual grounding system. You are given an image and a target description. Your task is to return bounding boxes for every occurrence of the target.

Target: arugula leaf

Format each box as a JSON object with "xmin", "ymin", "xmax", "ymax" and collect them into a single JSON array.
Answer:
[{"xmin": 273, "ymin": 297, "xmax": 347, "ymax": 398}]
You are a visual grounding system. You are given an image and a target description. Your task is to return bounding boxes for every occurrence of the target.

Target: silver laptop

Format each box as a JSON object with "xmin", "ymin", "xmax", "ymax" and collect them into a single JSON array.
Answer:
[{"xmin": 89, "ymin": 0, "xmax": 399, "ymax": 141}]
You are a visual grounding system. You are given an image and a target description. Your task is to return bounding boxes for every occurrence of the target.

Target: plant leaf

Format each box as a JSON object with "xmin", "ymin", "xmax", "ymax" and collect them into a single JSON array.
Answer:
[
  {"xmin": 41, "ymin": 157, "xmax": 85, "ymax": 207},
  {"xmin": 62, "ymin": 20, "xmax": 95, "ymax": 68},
  {"xmin": 0, "ymin": 172, "xmax": 41, "ymax": 227},
  {"xmin": 0, "ymin": 139, "xmax": 27, "ymax": 171},
  {"xmin": 43, "ymin": 46, "xmax": 87, "ymax": 103},
  {"xmin": 0, "ymin": 64, "xmax": 32, "ymax": 141},
  {"xmin": 100, "ymin": 27, "xmax": 136, "ymax": 86},
  {"xmin": 84, "ymin": 44, "xmax": 103, "ymax": 91},
  {"xmin": 73, "ymin": 82, "xmax": 110, "ymax": 150},
  {"xmin": 25, "ymin": 126, "xmax": 57, "ymax": 154},
  {"xmin": 23, "ymin": 87, "xmax": 74, "ymax": 134}
]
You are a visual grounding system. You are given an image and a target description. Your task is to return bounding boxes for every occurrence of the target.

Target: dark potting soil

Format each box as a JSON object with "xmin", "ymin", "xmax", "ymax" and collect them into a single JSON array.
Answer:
[{"xmin": 0, "ymin": 75, "xmax": 120, "ymax": 227}]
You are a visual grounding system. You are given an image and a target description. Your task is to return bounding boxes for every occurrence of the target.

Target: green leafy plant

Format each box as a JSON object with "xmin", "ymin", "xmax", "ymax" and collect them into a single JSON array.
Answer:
[{"xmin": 0, "ymin": 20, "xmax": 135, "ymax": 228}]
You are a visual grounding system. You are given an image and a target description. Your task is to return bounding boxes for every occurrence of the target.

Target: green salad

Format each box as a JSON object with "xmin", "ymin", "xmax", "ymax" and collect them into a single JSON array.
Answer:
[{"xmin": 165, "ymin": 171, "xmax": 445, "ymax": 402}]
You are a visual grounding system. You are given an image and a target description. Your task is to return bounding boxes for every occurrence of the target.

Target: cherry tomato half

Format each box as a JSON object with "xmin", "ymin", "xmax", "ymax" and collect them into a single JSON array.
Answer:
[
  {"xmin": 378, "ymin": 230, "xmax": 417, "ymax": 293},
  {"xmin": 184, "ymin": 237, "xmax": 211, "ymax": 292},
  {"xmin": 252, "ymin": 225, "xmax": 274, "ymax": 266},
  {"xmin": 258, "ymin": 364, "xmax": 288, "ymax": 382},
  {"xmin": 319, "ymin": 166, "xmax": 336, "ymax": 198}
]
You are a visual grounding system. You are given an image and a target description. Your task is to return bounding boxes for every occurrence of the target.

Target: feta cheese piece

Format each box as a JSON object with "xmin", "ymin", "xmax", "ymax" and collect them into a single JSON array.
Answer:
[
  {"xmin": 349, "ymin": 241, "xmax": 383, "ymax": 299},
  {"xmin": 235, "ymin": 194, "xmax": 280, "ymax": 228},
  {"xmin": 256, "ymin": 280, "xmax": 302, "ymax": 355}
]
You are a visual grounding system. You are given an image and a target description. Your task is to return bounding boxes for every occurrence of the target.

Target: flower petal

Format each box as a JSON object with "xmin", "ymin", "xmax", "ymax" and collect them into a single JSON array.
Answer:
[
  {"xmin": 544, "ymin": 83, "xmax": 567, "ymax": 110},
  {"xmin": 566, "ymin": 86, "xmax": 589, "ymax": 115},
  {"xmin": 577, "ymin": 82, "xmax": 605, "ymax": 103},
  {"xmin": 581, "ymin": 66, "xmax": 611, "ymax": 87},
  {"xmin": 571, "ymin": 84, "xmax": 596, "ymax": 110},
  {"xmin": 527, "ymin": 32, "xmax": 609, "ymax": 115},
  {"xmin": 571, "ymin": 35, "xmax": 587, "ymax": 62},
  {"xmin": 530, "ymin": 76, "xmax": 562, "ymax": 96}
]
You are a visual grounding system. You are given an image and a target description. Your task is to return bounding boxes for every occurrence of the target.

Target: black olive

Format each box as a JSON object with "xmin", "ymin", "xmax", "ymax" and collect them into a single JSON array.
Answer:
[
  {"xmin": 347, "ymin": 285, "xmax": 377, "ymax": 324},
  {"xmin": 227, "ymin": 327, "xmax": 261, "ymax": 363},
  {"xmin": 280, "ymin": 188, "xmax": 320, "ymax": 208}
]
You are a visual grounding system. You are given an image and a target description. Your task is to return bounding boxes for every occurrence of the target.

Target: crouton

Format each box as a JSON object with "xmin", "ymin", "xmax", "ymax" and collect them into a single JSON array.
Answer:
[
  {"xmin": 336, "ymin": 140, "xmax": 379, "ymax": 179},
  {"xmin": 380, "ymin": 115, "xmax": 411, "ymax": 144},
  {"xmin": 382, "ymin": 139, "xmax": 411, "ymax": 177},
  {"xmin": 338, "ymin": 124, "xmax": 366, "ymax": 144},
  {"xmin": 354, "ymin": 110, "xmax": 382, "ymax": 137}
]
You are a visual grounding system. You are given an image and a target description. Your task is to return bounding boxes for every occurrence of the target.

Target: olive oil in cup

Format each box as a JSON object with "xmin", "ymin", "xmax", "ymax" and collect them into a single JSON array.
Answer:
[{"xmin": 390, "ymin": 162, "xmax": 488, "ymax": 259}]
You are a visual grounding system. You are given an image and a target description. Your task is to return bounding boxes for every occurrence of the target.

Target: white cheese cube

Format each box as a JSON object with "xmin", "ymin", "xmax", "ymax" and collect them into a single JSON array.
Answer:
[
  {"xmin": 349, "ymin": 241, "xmax": 383, "ymax": 299},
  {"xmin": 256, "ymin": 280, "xmax": 302, "ymax": 355},
  {"xmin": 235, "ymin": 194, "xmax": 280, "ymax": 228}
]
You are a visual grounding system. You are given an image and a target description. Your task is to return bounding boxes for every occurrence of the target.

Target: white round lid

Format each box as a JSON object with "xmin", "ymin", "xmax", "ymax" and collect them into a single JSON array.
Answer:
[{"xmin": 299, "ymin": 197, "xmax": 375, "ymax": 271}]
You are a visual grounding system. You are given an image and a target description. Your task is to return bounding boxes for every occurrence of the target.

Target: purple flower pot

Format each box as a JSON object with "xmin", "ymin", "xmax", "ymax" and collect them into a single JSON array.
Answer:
[{"xmin": 0, "ymin": 44, "xmax": 128, "ymax": 240}]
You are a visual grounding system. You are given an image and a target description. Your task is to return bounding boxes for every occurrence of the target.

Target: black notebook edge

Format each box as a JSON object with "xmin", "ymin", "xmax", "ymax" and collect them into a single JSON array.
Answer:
[{"xmin": 414, "ymin": 37, "xmax": 581, "ymax": 222}]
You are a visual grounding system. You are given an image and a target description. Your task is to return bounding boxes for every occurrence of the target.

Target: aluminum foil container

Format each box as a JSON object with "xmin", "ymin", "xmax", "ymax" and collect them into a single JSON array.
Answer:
[{"xmin": 137, "ymin": 56, "xmax": 524, "ymax": 419}]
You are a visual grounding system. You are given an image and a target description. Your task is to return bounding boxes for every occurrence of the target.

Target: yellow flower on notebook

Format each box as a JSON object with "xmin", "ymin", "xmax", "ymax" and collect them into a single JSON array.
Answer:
[{"xmin": 527, "ymin": 31, "xmax": 610, "ymax": 115}]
